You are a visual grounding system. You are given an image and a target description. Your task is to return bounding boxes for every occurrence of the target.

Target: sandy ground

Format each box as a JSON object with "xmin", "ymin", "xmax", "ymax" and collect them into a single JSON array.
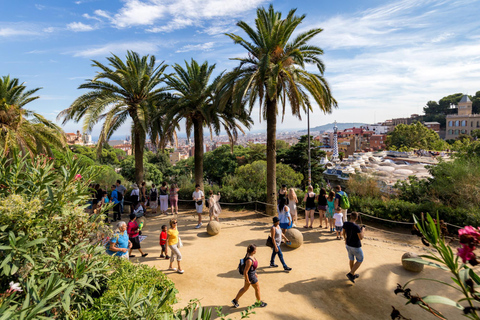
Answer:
[{"xmin": 122, "ymin": 206, "xmax": 462, "ymax": 320}]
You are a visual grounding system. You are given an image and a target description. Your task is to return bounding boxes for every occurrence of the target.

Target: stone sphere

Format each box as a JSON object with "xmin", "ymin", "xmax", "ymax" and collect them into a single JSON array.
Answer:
[
  {"xmin": 285, "ymin": 228, "xmax": 303, "ymax": 248},
  {"xmin": 402, "ymin": 252, "xmax": 424, "ymax": 273},
  {"xmin": 207, "ymin": 221, "xmax": 221, "ymax": 236}
]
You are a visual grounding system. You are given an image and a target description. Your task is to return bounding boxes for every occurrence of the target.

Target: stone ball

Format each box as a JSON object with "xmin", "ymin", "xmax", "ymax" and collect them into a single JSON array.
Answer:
[
  {"xmin": 207, "ymin": 221, "xmax": 221, "ymax": 236},
  {"xmin": 285, "ymin": 228, "xmax": 303, "ymax": 248},
  {"xmin": 402, "ymin": 252, "xmax": 424, "ymax": 273}
]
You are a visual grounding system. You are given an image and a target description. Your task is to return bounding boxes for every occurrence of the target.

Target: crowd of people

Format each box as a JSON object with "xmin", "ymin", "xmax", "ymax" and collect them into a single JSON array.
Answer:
[{"xmin": 101, "ymin": 180, "xmax": 365, "ymax": 309}]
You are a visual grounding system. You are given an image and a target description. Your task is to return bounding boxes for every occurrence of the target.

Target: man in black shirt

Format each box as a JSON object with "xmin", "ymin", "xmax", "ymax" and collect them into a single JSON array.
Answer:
[{"xmin": 342, "ymin": 212, "xmax": 365, "ymax": 283}]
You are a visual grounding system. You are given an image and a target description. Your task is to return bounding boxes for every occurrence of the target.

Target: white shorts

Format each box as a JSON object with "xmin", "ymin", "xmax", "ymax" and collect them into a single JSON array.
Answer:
[{"xmin": 195, "ymin": 203, "xmax": 203, "ymax": 213}]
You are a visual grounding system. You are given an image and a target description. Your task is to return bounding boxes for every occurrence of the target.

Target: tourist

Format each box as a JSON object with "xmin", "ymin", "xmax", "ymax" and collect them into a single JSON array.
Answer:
[
  {"xmin": 270, "ymin": 217, "xmax": 292, "ymax": 271},
  {"xmin": 115, "ymin": 180, "xmax": 126, "ymax": 215},
  {"xmin": 232, "ymin": 244, "xmax": 267, "ymax": 309},
  {"xmin": 342, "ymin": 212, "xmax": 365, "ymax": 283},
  {"xmin": 208, "ymin": 190, "xmax": 221, "ymax": 222},
  {"xmin": 169, "ymin": 183, "xmax": 180, "ymax": 215},
  {"xmin": 106, "ymin": 221, "xmax": 132, "ymax": 259},
  {"xmin": 334, "ymin": 185, "xmax": 348, "ymax": 222},
  {"xmin": 192, "ymin": 184, "xmax": 204, "ymax": 229},
  {"xmin": 278, "ymin": 184, "xmax": 287, "ymax": 205},
  {"xmin": 279, "ymin": 204, "xmax": 292, "ymax": 235},
  {"xmin": 132, "ymin": 202, "xmax": 144, "ymax": 218},
  {"xmin": 303, "ymin": 185, "xmax": 316, "ymax": 228},
  {"xmin": 140, "ymin": 181, "xmax": 147, "ymax": 212},
  {"xmin": 149, "ymin": 184, "xmax": 159, "ymax": 214},
  {"xmin": 97, "ymin": 190, "xmax": 109, "ymax": 210},
  {"xmin": 326, "ymin": 191, "xmax": 335, "ymax": 232},
  {"xmin": 159, "ymin": 225, "xmax": 169, "ymax": 259},
  {"xmin": 317, "ymin": 188, "xmax": 328, "ymax": 229},
  {"xmin": 127, "ymin": 213, "xmax": 148, "ymax": 258},
  {"xmin": 333, "ymin": 207, "xmax": 344, "ymax": 240},
  {"xmin": 167, "ymin": 219, "xmax": 184, "ymax": 274},
  {"xmin": 111, "ymin": 185, "xmax": 121, "ymax": 222},
  {"xmin": 287, "ymin": 188, "xmax": 298, "ymax": 227},
  {"xmin": 159, "ymin": 181, "xmax": 169, "ymax": 215},
  {"xmin": 130, "ymin": 184, "xmax": 140, "ymax": 212}
]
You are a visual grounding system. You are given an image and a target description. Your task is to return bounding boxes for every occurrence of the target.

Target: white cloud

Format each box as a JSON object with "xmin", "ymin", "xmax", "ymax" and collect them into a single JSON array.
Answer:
[
  {"xmin": 111, "ymin": 0, "xmax": 166, "ymax": 28},
  {"xmin": 42, "ymin": 27, "xmax": 56, "ymax": 33},
  {"xmin": 35, "ymin": 4, "xmax": 45, "ymax": 10},
  {"xmin": 70, "ymin": 41, "xmax": 161, "ymax": 57},
  {"xmin": 175, "ymin": 42, "xmax": 215, "ymax": 53},
  {"xmin": 82, "ymin": 13, "xmax": 103, "ymax": 22},
  {"xmin": 94, "ymin": 9, "xmax": 111, "ymax": 19},
  {"xmin": 0, "ymin": 28, "xmax": 39, "ymax": 37},
  {"xmin": 147, "ymin": 17, "xmax": 195, "ymax": 33},
  {"xmin": 67, "ymin": 22, "xmax": 97, "ymax": 32}
]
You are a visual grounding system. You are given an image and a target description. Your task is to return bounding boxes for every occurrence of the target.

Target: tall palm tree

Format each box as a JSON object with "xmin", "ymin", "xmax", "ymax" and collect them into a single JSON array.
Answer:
[
  {"xmin": 58, "ymin": 51, "xmax": 170, "ymax": 185},
  {"xmin": 224, "ymin": 5, "xmax": 337, "ymax": 215},
  {"xmin": 166, "ymin": 59, "xmax": 252, "ymax": 189},
  {"xmin": 0, "ymin": 76, "xmax": 66, "ymax": 157}
]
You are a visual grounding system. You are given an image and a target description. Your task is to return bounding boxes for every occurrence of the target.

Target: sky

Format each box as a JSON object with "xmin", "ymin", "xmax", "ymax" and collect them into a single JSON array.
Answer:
[{"xmin": 2, "ymin": 0, "xmax": 480, "ymax": 139}]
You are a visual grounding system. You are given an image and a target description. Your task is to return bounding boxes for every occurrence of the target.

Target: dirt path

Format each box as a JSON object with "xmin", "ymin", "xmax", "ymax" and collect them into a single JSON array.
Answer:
[{"xmin": 132, "ymin": 207, "xmax": 461, "ymax": 320}]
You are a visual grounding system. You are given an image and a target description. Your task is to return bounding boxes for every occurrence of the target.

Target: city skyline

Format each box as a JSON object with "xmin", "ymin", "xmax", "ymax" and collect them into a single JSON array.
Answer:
[{"xmin": 2, "ymin": 0, "xmax": 480, "ymax": 137}]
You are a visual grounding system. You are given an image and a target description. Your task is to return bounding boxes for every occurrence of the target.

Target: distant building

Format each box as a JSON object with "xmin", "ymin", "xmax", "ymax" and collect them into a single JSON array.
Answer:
[
  {"xmin": 370, "ymin": 135, "xmax": 387, "ymax": 150},
  {"xmin": 424, "ymin": 122, "xmax": 441, "ymax": 133},
  {"xmin": 445, "ymin": 95, "xmax": 480, "ymax": 139},
  {"xmin": 362, "ymin": 123, "xmax": 390, "ymax": 134},
  {"xmin": 391, "ymin": 114, "xmax": 420, "ymax": 126},
  {"xmin": 113, "ymin": 144, "xmax": 132, "ymax": 156},
  {"xmin": 65, "ymin": 130, "xmax": 84, "ymax": 145},
  {"xmin": 169, "ymin": 151, "xmax": 188, "ymax": 165}
]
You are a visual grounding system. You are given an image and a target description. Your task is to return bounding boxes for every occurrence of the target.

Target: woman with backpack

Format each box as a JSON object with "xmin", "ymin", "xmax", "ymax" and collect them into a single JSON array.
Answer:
[
  {"xmin": 149, "ymin": 184, "xmax": 159, "ymax": 214},
  {"xmin": 159, "ymin": 182, "xmax": 169, "ymax": 215},
  {"xmin": 231, "ymin": 244, "xmax": 267, "ymax": 309}
]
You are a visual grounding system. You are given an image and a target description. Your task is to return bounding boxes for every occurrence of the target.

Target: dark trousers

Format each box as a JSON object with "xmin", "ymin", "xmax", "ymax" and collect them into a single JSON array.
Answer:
[
  {"xmin": 270, "ymin": 245, "xmax": 287, "ymax": 268},
  {"xmin": 113, "ymin": 203, "xmax": 121, "ymax": 221}
]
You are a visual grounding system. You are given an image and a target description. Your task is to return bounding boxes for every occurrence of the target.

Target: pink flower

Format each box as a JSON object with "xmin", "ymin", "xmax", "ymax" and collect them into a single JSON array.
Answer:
[
  {"xmin": 8, "ymin": 281, "xmax": 22, "ymax": 293},
  {"xmin": 457, "ymin": 245, "xmax": 476, "ymax": 263},
  {"xmin": 459, "ymin": 226, "xmax": 480, "ymax": 237},
  {"xmin": 74, "ymin": 174, "xmax": 82, "ymax": 181}
]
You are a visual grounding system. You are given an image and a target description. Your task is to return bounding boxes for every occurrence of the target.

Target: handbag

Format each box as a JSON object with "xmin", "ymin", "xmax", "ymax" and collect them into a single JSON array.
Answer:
[
  {"xmin": 178, "ymin": 236, "xmax": 183, "ymax": 248},
  {"xmin": 266, "ymin": 236, "xmax": 274, "ymax": 248},
  {"xmin": 196, "ymin": 200, "xmax": 203, "ymax": 205}
]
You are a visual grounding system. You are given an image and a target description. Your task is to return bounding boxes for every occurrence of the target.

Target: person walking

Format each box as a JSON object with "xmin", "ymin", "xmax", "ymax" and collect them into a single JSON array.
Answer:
[
  {"xmin": 169, "ymin": 183, "xmax": 180, "ymax": 215},
  {"xmin": 303, "ymin": 185, "xmax": 316, "ymax": 228},
  {"xmin": 140, "ymin": 181, "xmax": 147, "ymax": 212},
  {"xmin": 343, "ymin": 212, "xmax": 365, "ymax": 283},
  {"xmin": 130, "ymin": 184, "xmax": 140, "ymax": 212},
  {"xmin": 167, "ymin": 219, "xmax": 184, "ymax": 274},
  {"xmin": 115, "ymin": 180, "xmax": 126, "ymax": 215},
  {"xmin": 192, "ymin": 184, "xmax": 204, "ymax": 229},
  {"xmin": 149, "ymin": 184, "xmax": 159, "ymax": 214},
  {"xmin": 127, "ymin": 213, "xmax": 148, "ymax": 258},
  {"xmin": 317, "ymin": 188, "xmax": 328, "ymax": 229},
  {"xmin": 326, "ymin": 191, "xmax": 336, "ymax": 232},
  {"xmin": 333, "ymin": 207, "xmax": 344, "ymax": 240},
  {"xmin": 111, "ymin": 185, "xmax": 121, "ymax": 222},
  {"xmin": 159, "ymin": 182, "xmax": 169, "ymax": 215},
  {"xmin": 278, "ymin": 184, "xmax": 287, "ymax": 205},
  {"xmin": 334, "ymin": 185, "xmax": 349, "ymax": 222},
  {"xmin": 208, "ymin": 190, "xmax": 221, "ymax": 222},
  {"xmin": 270, "ymin": 217, "xmax": 292, "ymax": 271},
  {"xmin": 287, "ymin": 188, "xmax": 298, "ymax": 227},
  {"xmin": 231, "ymin": 244, "xmax": 267, "ymax": 309}
]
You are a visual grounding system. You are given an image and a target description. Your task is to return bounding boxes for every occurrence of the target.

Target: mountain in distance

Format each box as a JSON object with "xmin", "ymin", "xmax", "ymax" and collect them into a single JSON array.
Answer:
[{"xmin": 298, "ymin": 122, "xmax": 367, "ymax": 133}]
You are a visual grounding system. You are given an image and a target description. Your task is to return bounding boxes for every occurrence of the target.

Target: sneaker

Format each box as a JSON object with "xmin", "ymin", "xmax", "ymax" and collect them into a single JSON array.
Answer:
[
  {"xmin": 258, "ymin": 301, "xmax": 267, "ymax": 308},
  {"xmin": 355, "ymin": 274, "xmax": 360, "ymax": 279},
  {"xmin": 346, "ymin": 273, "xmax": 355, "ymax": 283},
  {"xmin": 177, "ymin": 269, "xmax": 184, "ymax": 274},
  {"xmin": 168, "ymin": 268, "xmax": 177, "ymax": 271},
  {"xmin": 142, "ymin": 253, "xmax": 148, "ymax": 257},
  {"xmin": 284, "ymin": 266, "xmax": 292, "ymax": 271},
  {"xmin": 269, "ymin": 264, "xmax": 278, "ymax": 268},
  {"xmin": 292, "ymin": 224, "xmax": 297, "ymax": 228},
  {"xmin": 194, "ymin": 223, "xmax": 202, "ymax": 229},
  {"xmin": 165, "ymin": 255, "xmax": 170, "ymax": 259},
  {"xmin": 232, "ymin": 299, "xmax": 239, "ymax": 308},
  {"xmin": 160, "ymin": 254, "xmax": 165, "ymax": 258}
]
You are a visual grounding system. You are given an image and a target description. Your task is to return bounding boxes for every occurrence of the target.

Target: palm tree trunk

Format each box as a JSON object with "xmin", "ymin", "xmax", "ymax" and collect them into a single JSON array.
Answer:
[
  {"xmin": 266, "ymin": 98, "xmax": 277, "ymax": 216},
  {"xmin": 133, "ymin": 123, "xmax": 144, "ymax": 186},
  {"xmin": 193, "ymin": 116, "xmax": 204, "ymax": 190}
]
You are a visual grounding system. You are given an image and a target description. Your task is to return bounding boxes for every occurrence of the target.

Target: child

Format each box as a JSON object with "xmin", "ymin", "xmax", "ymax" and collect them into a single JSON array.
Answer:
[
  {"xmin": 326, "ymin": 191, "xmax": 336, "ymax": 232},
  {"xmin": 208, "ymin": 190, "xmax": 221, "ymax": 222},
  {"xmin": 279, "ymin": 204, "xmax": 292, "ymax": 235},
  {"xmin": 333, "ymin": 207, "xmax": 344, "ymax": 240},
  {"xmin": 159, "ymin": 225, "xmax": 170, "ymax": 259}
]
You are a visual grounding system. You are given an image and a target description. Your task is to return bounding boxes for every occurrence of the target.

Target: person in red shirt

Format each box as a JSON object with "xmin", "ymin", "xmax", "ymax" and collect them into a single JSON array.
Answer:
[
  {"xmin": 159, "ymin": 225, "xmax": 169, "ymax": 259},
  {"xmin": 127, "ymin": 214, "xmax": 148, "ymax": 258}
]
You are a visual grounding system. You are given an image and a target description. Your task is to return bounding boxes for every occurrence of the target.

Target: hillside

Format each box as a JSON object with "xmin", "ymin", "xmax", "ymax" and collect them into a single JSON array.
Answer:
[{"xmin": 299, "ymin": 122, "xmax": 367, "ymax": 133}]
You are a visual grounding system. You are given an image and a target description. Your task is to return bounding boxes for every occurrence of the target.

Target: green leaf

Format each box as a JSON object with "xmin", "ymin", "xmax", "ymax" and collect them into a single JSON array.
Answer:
[
  {"xmin": 469, "ymin": 268, "xmax": 480, "ymax": 285},
  {"xmin": 420, "ymin": 295, "xmax": 463, "ymax": 310},
  {"xmin": 403, "ymin": 258, "xmax": 449, "ymax": 271}
]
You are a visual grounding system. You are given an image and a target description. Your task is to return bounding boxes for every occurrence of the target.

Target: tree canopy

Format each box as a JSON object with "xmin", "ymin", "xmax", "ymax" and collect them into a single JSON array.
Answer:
[{"xmin": 386, "ymin": 122, "xmax": 447, "ymax": 151}]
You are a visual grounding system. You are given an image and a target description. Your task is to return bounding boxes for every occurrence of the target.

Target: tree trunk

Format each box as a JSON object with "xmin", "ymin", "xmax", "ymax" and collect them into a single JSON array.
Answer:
[
  {"xmin": 266, "ymin": 98, "xmax": 277, "ymax": 216},
  {"xmin": 133, "ymin": 119, "xmax": 144, "ymax": 186},
  {"xmin": 193, "ymin": 116, "xmax": 204, "ymax": 190}
]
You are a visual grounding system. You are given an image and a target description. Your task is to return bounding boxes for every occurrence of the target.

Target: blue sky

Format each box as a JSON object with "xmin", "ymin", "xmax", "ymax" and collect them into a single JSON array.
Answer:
[{"xmin": 2, "ymin": 0, "xmax": 480, "ymax": 138}]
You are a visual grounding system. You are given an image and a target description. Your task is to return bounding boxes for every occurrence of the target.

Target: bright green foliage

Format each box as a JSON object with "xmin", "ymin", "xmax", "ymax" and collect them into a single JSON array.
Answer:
[
  {"xmin": 203, "ymin": 145, "xmax": 249, "ymax": 184},
  {"xmin": 120, "ymin": 155, "xmax": 163, "ymax": 184},
  {"xmin": 0, "ymin": 75, "xmax": 66, "ymax": 157},
  {"xmin": 386, "ymin": 122, "xmax": 447, "ymax": 151}
]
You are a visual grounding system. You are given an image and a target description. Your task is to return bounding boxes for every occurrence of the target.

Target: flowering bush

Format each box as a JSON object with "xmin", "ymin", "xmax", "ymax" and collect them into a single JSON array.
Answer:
[{"xmin": 393, "ymin": 213, "xmax": 480, "ymax": 320}]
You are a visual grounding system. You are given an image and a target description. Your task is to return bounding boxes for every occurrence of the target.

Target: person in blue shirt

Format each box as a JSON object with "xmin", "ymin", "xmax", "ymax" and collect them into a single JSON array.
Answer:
[
  {"xmin": 111, "ymin": 185, "xmax": 121, "ymax": 222},
  {"xmin": 106, "ymin": 221, "xmax": 132, "ymax": 258}
]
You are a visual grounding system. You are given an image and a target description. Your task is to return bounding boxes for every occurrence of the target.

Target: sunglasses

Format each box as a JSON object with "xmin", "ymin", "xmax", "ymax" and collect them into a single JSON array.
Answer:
[{"xmin": 172, "ymin": 222, "xmax": 177, "ymax": 224}]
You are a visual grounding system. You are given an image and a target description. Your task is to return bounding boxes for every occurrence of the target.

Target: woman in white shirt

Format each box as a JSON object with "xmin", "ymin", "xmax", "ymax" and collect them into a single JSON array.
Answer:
[{"xmin": 192, "ymin": 184, "xmax": 204, "ymax": 229}]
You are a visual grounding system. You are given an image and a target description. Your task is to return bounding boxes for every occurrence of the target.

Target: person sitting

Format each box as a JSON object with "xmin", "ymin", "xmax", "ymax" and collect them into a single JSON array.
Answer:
[{"xmin": 133, "ymin": 202, "xmax": 144, "ymax": 218}]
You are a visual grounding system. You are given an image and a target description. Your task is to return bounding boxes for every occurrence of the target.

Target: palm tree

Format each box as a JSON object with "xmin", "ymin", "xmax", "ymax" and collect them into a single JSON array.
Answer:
[
  {"xmin": 166, "ymin": 59, "xmax": 252, "ymax": 189},
  {"xmin": 58, "ymin": 51, "xmax": 170, "ymax": 185},
  {"xmin": 0, "ymin": 76, "xmax": 66, "ymax": 157},
  {"xmin": 224, "ymin": 5, "xmax": 337, "ymax": 215}
]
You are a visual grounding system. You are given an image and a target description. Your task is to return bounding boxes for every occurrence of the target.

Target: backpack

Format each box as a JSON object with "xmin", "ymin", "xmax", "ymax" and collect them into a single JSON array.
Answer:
[
  {"xmin": 238, "ymin": 256, "xmax": 252, "ymax": 275},
  {"xmin": 117, "ymin": 190, "xmax": 123, "ymax": 201},
  {"xmin": 339, "ymin": 191, "xmax": 350, "ymax": 209},
  {"xmin": 150, "ymin": 188, "xmax": 158, "ymax": 202}
]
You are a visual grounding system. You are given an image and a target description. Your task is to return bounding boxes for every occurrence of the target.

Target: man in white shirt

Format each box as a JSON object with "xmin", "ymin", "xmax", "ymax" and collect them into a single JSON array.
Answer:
[{"xmin": 192, "ymin": 184, "xmax": 204, "ymax": 229}]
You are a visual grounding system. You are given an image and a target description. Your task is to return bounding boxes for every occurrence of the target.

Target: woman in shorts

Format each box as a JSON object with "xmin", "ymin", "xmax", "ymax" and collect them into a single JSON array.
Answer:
[
  {"xmin": 231, "ymin": 244, "xmax": 266, "ymax": 308},
  {"xmin": 287, "ymin": 188, "xmax": 298, "ymax": 227},
  {"xmin": 326, "ymin": 190, "xmax": 336, "ymax": 232},
  {"xmin": 317, "ymin": 188, "xmax": 328, "ymax": 229}
]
